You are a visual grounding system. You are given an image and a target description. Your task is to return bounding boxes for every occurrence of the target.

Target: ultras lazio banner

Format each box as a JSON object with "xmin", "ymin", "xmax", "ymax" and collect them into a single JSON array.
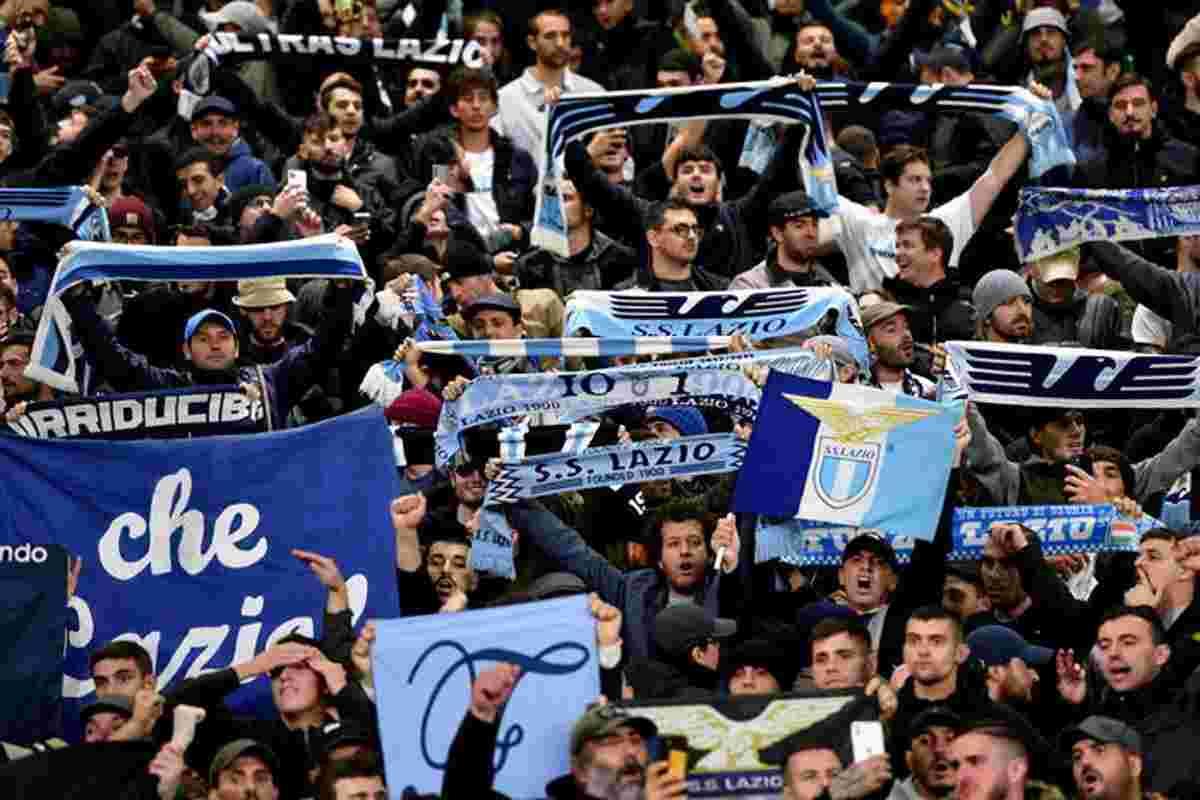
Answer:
[{"xmin": 0, "ymin": 408, "xmax": 400, "ymax": 727}]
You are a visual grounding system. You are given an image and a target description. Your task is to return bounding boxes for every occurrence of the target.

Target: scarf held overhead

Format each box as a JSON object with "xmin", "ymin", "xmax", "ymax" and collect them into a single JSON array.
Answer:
[
  {"xmin": 1014, "ymin": 185, "xmax": 1200, "ymax": 262},
  {"xmin": 0, "ymin": 186, "xmax": 109, "ymax": 241},
  {"xmin": 949, "ymin": 505, "xmax": 1142, "ymax": 560},
  {"xmin": 564, "ymin": 287, "xmax": 869, "ymax": 370},
  {"xmin": 27, "ymin": 234, "xmax": 365, "ymax": 394},
  {"xmin": 941, "ymin": 341, "xmax": 1200, "ymax": 408}
]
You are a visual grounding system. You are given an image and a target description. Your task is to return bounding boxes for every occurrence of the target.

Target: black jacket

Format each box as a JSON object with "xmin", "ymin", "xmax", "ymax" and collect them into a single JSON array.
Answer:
[
  {"xmin": 1028, "ymin": 282, "xmax": 1123, "ymax": 349},
  {"xmin": 516, "ymin": 231, "xmax": 638, "ymax": 297},
  {"xmin": 1088, "ymin": 241, "xmax": 1200, "ymax": 349},
  {"xmin": 883, "ymin": 272, "xmax": 975, "ymax": 346}
]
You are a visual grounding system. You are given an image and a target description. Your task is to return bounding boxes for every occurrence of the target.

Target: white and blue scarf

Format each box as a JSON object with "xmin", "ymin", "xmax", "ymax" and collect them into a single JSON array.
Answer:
[
  {"xmin": 0, "ymin": 186, "xmax": 108, "ymax": 240},
  {"xmin": 29, "ymin": 234, "xmax": 365, "ymax": 394},
  {"xmin": 1014, "ymin": 185, "xmax": 1200, "ymax": 262},
  {"xmin": 415, "ymin": 336, "xmax": 733, "ymax": 359},
  {"xmin": 950, "ymin": 504, "xmax": 1147, "ymax": 560}
]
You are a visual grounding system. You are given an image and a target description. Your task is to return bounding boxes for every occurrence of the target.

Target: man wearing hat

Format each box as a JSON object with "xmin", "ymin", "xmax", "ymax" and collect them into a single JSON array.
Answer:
[
  {"xmin": 731, "ymin": 190, "xmax": 838, "ymax": 290},
  {"xmin": 109, "ymin": 195, "xmax": 156, "ymax": 245},
  {"xmin": 889, "ymin": 707, "xmax": 962, "ymax": 800},
  {"xmin": 444, "ymin": 239, "xmax": 565, "ymax": 339},
  {"xmin": 189, "ymin": 95, "xmax": 275, "ymax": 193},
  {"xmin": 198, "ymin": 1, "xmax": 284, "ymax": 107},
  {"xmin": 1062, "ymin": 717, "xmax": 1147, "ymax": 800},
  {"xmin": 233, "ymin": 278, "xmax": 311, "ymax": 365},
  {"xmin": 726, "ymin": 638, "xmax": 799, "ymax": 696},
  {"xmin": 860, "ymin": 301, "xmax": 935, "ymax": 399},
  {"xmin": 1024, "ymin": 247, "xmax": 1121, "ymax": 348},
  {"xmin": 973, "ymin": 269, "xmax": 1033, "ymax": 344},
  {"xmin": 1021, "ymin": 7, "xmax": 1075, "ymax": 112},
  {"xmin": 80, "ymin": 695, "xmax": 133, "ymax": 743},
  {"xmin": 208, "ymin": 739, "xmax": 281, "ymax": 800},
  {"xmin": 628, "ymin": 603, "xmax": 736, "ymax": 699}
]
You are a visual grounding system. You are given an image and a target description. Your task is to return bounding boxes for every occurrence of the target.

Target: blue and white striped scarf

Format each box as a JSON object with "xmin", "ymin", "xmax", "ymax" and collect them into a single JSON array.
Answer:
[
  {"xmin": 0, "ymin": 186, "xmax": 109, "ymax": 241},
  {"xmin": 29, "ymin": 234, "xmax": 365, "ymax": 394},
  {"xmin": 414, "ymin": 336, "xmax": 733, "ymax": 359}
]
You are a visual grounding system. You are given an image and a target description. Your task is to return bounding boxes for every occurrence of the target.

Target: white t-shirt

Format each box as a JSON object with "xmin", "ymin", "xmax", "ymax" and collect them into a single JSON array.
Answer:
[
  {"xmin": 820, "ymin": 192, "xmax": 977, "ymax": 292},
  {"xmin": 1132, "ymin": 304, "xmax": 1171, "ymax": 349},
  {"xmin": 463, "ymin": 147, "xmax": 501, "ymax": 239}
]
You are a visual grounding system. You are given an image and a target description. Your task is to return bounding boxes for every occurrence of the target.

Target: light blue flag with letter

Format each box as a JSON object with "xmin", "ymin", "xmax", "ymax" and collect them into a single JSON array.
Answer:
[
  {"xmin": 373, "ymin": 595, "xmax": 599, "ymax": 799},
  {"xmin": 733, "ymin": 373, "xmax": 960, "ymax": 534}
]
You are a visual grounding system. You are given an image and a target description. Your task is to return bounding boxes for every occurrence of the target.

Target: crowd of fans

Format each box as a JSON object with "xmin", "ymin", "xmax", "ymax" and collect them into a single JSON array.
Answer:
[{"xmin": 7, "ymin": 0, "xmax": 1200, "ymax": 799}]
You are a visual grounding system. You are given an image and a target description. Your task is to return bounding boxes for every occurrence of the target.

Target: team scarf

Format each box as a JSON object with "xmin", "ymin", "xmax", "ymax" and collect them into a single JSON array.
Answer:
[
  {"xmin": 949, "ymin": 504, "xmax": 1147, "ymax": 560},
  {"xmin": 940, "ymin": 341, "xmax": 1200, "ymax": 408},
  {"xmin": 1014, "ymin": 184, "xmax": 1200, "ymax": 262},
  {"xmin": 0, "ymin": 186, "xmax": 109, "ymax": 241},
  {"xmin": 434, "ymin": 348, "xmax": 831, "ymax": 466},
  {"xmin": 564, "ymin": 287, "xmax": 869, "ymax": 371},
  {"xmin": 415, "ymin": 336, "xmax": 733, "ymax": 359},
  {"xmin": 3, "ymin": 386, "xmax": 264, "ymax": 439},
  {"xmin": 532, "ymin": 79, "xmax": 1072, "ymax": 257},
  {"xmin": 532, "ymin": 76, "xmax": 837, "ymax": 257},
  {"xmin": 27, "ymin": 234, "xmax": 365, "ymax": 394},
  {"xmin": 755, "ymin": 517, "xmax": 917, "ymax": 566}
]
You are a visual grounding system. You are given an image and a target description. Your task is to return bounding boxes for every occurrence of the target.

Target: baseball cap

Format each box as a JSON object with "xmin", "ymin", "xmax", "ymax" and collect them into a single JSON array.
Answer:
[
  {"xmin": 907, "ymin": 705, "xmax": 964, "ymax": 738},
  {"xmin": 312, "ymin": 720, "xmax": 379, "ymax": 763},
  {"xmin": 929, "ymin": 45, "xmax": 974, "ymax": 74},
  {"xmin": 841, "ymin": 532, "xmax": 899, "ymax": 570},
  {"xmin": 53, "ymin": 80, "xmax": 103, "ymax": 119},
  {"xmin": 209, "ymin": 739, "xmax": 280, "ymax": 786},
  {"xmin": 1025, "ymin": 407, "xmax": 1084, "ymax": 432},
  {"xmin": 1059, "ymin": 716, "xmax": 1141, "ymax": 754},
  {"xmin": 1022, "ymin": 7, "xmax": 1068, "ymax": 36},
  {"xmin": 528, "ymin": 571, "xmax": 588, "ymax": 600},
  {"xmin": 463, "ymin": 293, "xmax": 521, "ymax": 321},
  {"xmin": 768, "ymin": 190, "xmax": 824, "ymax": 224},
  {"xmin": 444, "ymin": 240, "xmax": 493, "ymax": 281},
  {"xmin": 967, "ymin": 625, "xmax": 1054, "ymax": 667},
  {"xmin": 80, "ymin": 695, "xmax": 133, "ymax": 723},
  {"xmin": 653, "ymin": 604, "xmax": 736, "ymax": 660},
  {"xmin": 183, "ymin": 309, "xmax": 237, "ymax": 342},
  {"xmin": 859, "ymin": 302, "xmax": 911, "ymax": 332},
  {"xmin": 109, "ymin": 196, "xmax": 156, "ymax": 243},
  {"xmin": 570, "ymin": 705, "xmax": 658, "ymax": 755},
  {"xmin": 190, "ymin": 95, "xmax": 239, "ymax": 123},
  {"xmin": 1033, "ymin": 249, "xmax": 1080, "ymax": 283}
]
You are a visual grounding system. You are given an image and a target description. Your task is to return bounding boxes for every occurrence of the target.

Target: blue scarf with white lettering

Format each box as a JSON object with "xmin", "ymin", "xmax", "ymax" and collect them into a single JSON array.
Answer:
[
  {"xmin": 949, "ymin": 505, "xmax": 1149, "ymax": 560},
  {"xmin": 1014, "ymin": 185, "xmax": 1200, "ymax": 262},
  {"xmin": 29, "ymin": 234, "xmax": 365, "ymax": 394}
]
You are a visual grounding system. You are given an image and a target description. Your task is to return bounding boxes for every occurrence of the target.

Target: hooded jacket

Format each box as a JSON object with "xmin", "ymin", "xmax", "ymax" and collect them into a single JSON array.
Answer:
[
  {"xmin": 1027, "ymin": 281, "xmax": 1122, "ymax": 349},
  {"xmin": 883, "ymin": 272, "xmax": 975, "ymax": 345},
  {"xmin": 221, "ymin": 138, "xmax": 275, "ymax": 194}
]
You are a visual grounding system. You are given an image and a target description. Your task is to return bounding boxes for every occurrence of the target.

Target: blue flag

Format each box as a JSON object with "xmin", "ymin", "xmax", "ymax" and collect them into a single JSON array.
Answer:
[
  {"xmin": 0, "ymin": 409, "xmax": 400, "ymax": 734},
  {"xmin": 373, "ymin": 595, "xmax": 599, "ymax": 799},
  {"xmin": 733, "ymin": 373, "xmax": 960, "ymax": 533}
]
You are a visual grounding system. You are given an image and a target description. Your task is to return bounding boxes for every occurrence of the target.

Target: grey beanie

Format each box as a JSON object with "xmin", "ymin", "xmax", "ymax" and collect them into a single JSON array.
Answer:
[{"xmin": 973, "ymin": 269, "xmax": 1032, "ymax": 322}]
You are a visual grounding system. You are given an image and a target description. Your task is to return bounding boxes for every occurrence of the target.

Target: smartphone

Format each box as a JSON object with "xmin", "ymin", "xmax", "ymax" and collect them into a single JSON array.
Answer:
[
  {"xmin": 661, "ymin": 735, "xmax": 688, "ymax": 780},
  {"xmin": 287, "ymin": 169, "xmax": 307, "ymax": 193},
  {"xmin": 350, "ymin": 211, "xmax": 371, "ymax": 241},
  {"xmin": 851, "ymin": 721, "xmax": 886, "ymax": 763}
]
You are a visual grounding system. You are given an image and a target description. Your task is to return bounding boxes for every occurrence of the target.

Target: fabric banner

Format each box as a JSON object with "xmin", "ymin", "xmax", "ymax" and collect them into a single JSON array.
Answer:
[
  {"xmin": 434, "ymin": 349, "xmax": 830, "ymax": 466},
  {"xmin": 204, "ymin": 31, "xmax": 485, "ymax": 68},
  {"xmin": 619, "ymin": 691, "xmax": 861, "ymax": 799},
  {"xmin": 488, "ymin": 433, "xmax": 746, "ymax": 503},
  {"xmin": 949, "ymin": 504, "xmax": 1143, "ymax": 560},
  {"xmin": 733, "ymin": 372, "xmax": 960, "ymax": 531},
  {"xmin": 416, "ymin": 336, "xmax": 734, "ymax": 359},
  {"xmin": 0, "ymin": 543, "xmax": 68, "ymax": 744},
  {"xmin": 533, "ymin": 76, "xmax": 836, "ymax": 256},
  {"xmin": 942, "ymin": 341, "xmax": 1200, "ymax": 408},
  {"xmin": 0, "ymin": 186, "xmax": 109, "ymax": 242},
  {"xmin": 3, "ymin": 385, "xmax": 264, "ymax": 439},
  {"xmin": 373, "ymin": 595, "xmax": 599, "ymax": 800},
  {"xmin": 0, "ymin": 409, "xmax": 401, "ymax": 731},
  {"xmin": 1014, "ymin": 185, "xmax": 1200, "ymax": 262},
  {"xmin": 755, "ymin": 517, "xmax": 918, "ymax": 566},
  {"xmin": 533, "ymin": 79, "xmax": 1071, "ymax": 256},
  {"xmin": 28, "ymin": 233, "xmax": 365, "ymax": 394},
  {"xmin": 564, "ymin": 287, "xmax": 869, "ymax": 370}
]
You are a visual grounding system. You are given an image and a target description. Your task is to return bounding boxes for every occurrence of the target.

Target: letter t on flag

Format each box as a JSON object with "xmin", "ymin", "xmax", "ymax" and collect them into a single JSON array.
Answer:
[{"xmin": 733, "ymin": 373, "xmax": 959, "ymax": 536}]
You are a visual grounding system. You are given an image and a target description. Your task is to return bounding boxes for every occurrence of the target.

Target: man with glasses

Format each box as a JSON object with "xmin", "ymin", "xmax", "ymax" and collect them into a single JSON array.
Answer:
[
  {"xmin": 108, "ymin": 195, "xmax": 156, "ymax": 245},
  {"xmin": 621, "ymin": 197, "xmax": 727, "ymax": 291}
]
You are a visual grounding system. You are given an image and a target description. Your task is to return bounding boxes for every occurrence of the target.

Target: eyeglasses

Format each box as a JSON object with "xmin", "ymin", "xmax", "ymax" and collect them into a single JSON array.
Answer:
[{"xmin": 666, "ymin": 223, "xmax": 703, "ymax": 239}]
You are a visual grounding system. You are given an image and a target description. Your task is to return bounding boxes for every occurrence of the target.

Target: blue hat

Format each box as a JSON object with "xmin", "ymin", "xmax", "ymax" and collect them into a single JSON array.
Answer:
[
  {"xmin": 191, "ymin": 95, "xmax": 239, "ymax": 122},
  {"xmin": 647, "ymin": 406, "xmax": 708, "ymax": 437},
  {"xmin": 183, "ymin": 309, "xmax": 237, "ymax": 342},
  {"xmin": 967, "ymin": 625, "xmax": 1054, "ymax": 667}
]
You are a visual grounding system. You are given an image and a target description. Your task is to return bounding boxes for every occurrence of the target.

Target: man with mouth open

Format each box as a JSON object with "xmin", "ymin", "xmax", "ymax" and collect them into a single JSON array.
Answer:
[{"xmin": 1062, "ymin": 717, "xmax": 1148, "ymax": 800}]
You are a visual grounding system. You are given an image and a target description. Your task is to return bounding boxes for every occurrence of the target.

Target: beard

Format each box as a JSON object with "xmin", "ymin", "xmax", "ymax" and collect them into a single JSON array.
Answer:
[{"xmin": 580, "ymin": 762, "xmax": 646, "ymax": 800}]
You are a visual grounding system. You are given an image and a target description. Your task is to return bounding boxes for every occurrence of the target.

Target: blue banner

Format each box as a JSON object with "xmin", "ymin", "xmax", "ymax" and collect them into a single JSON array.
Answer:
[
  {"xmin": 564, "ymin": 288, "xmax": 868, "ymax": 371},
  {"xmin": 943, "ymin": 341, "xmax": 1200, "ymax": 408},
  {"xmin": 0, "ymin": 409, "xmax": 401, "ymax": 730},
  {"xmin": 755, "ymin": 517, "xmax": 917, "ymax": 566},
  {"xmin": 0, "ymin": 543, "xmax": 68, "ymax": 744},
  {"xmin": 949, "ymin": 504, "xmax": 1143, "ymax": 560},
  {"xmin": 373, "ymin": 595, "xmax": 599, "ymax": 800},
  {"xmin": 1014, "ymin": 185, "xmax": 1200, "ymax": 262},
  {"xmin": 4, "ymin": 386, "xmax": 264, "ymax": 439},
  {"xmin": 733, "ymin": 372, "xmax": 960, "ymax": 531},
  {"xmin": 435, "ymin": 349, "xmax": 829, "ymax": 466}
]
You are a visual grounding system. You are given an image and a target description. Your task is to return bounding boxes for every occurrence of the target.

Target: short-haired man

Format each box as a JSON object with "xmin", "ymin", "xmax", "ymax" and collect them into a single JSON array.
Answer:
[
  {"xmin": 0, "ymin": 332, "xmax": 51, "ymax": 406},
  {"xmin": 442, "ymin": 240, "xmax": 565, "ymax": 338},
  {"xmin": 818, "ymin": 133, "xmax": 1034, "ymax": 292},
  {"xmin": 732, "ymin": 190, "xmax": 838, "ymax": 290},
  {"xmin": 627, "ymin": 198, "xmax": 729, "ymax": 291},
  {"xmin": 496, "ymin": 10, "xmax": 605, "ymax": 160},
  {"xmin": 1062, "ymin": 716, "xmax": 1147, "ymax": 800},
  {"xmin": 886, "ymin": 216, "xmax": 974, "ymax": 347},
  {"xmin": 791, "ymin": 22, "xmax": 840, "ymax": 78},
  {"xmin": 175, "ymin": 146, "xmax": 231, "ymax": 228},
  {"xmin": 889, "ymin": 707, "xmax": 962, "ymax": 800},
  {"xmin": 775, "ymin": 742, "xmax": 893, "ymax": 800},
  {"xmin": 948, "ymin": 713, "xmax": 1033, "ymax": 800},
  {"xmin": 810, "ymin": 616, "xmax": 875, "ymax": 690},
  {"xmin": 942, "ymin": 563, "xmax": 989, "ymax": 624},
  {"xmin": 1124, "ymin": 528, "xmax": 1200, "ymax": 681},
  {"xmin": 1072, "ymin": 38, "xmax": 1124, "ymax": 161},
  {"xmin": 972, "ymin": 270, "xmax": 1033, "ymax": 344},
  {"xmin": 392, "ymin": 494, "xmax": 480, "ymax": 615},
  {"xmin": 317, "ymin": 753, "xmax": 388, "ymax": 800},
  {"xmin": 860, "ymin": 302, "xmax": 935, "ymax": 398},
  {"xmin": 189, "ymin": 95, "xmax": 274, "ymax": 192}
]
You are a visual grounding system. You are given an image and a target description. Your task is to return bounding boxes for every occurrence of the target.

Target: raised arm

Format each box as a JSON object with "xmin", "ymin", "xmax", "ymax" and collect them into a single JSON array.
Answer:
[
  {"xmin": 968, "ymin": 127, "xmax": 1030, "ymax": 228},
  {"xmin": 1087, "ymin": 241, "xmax": 1200, "ymax": 328}
]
